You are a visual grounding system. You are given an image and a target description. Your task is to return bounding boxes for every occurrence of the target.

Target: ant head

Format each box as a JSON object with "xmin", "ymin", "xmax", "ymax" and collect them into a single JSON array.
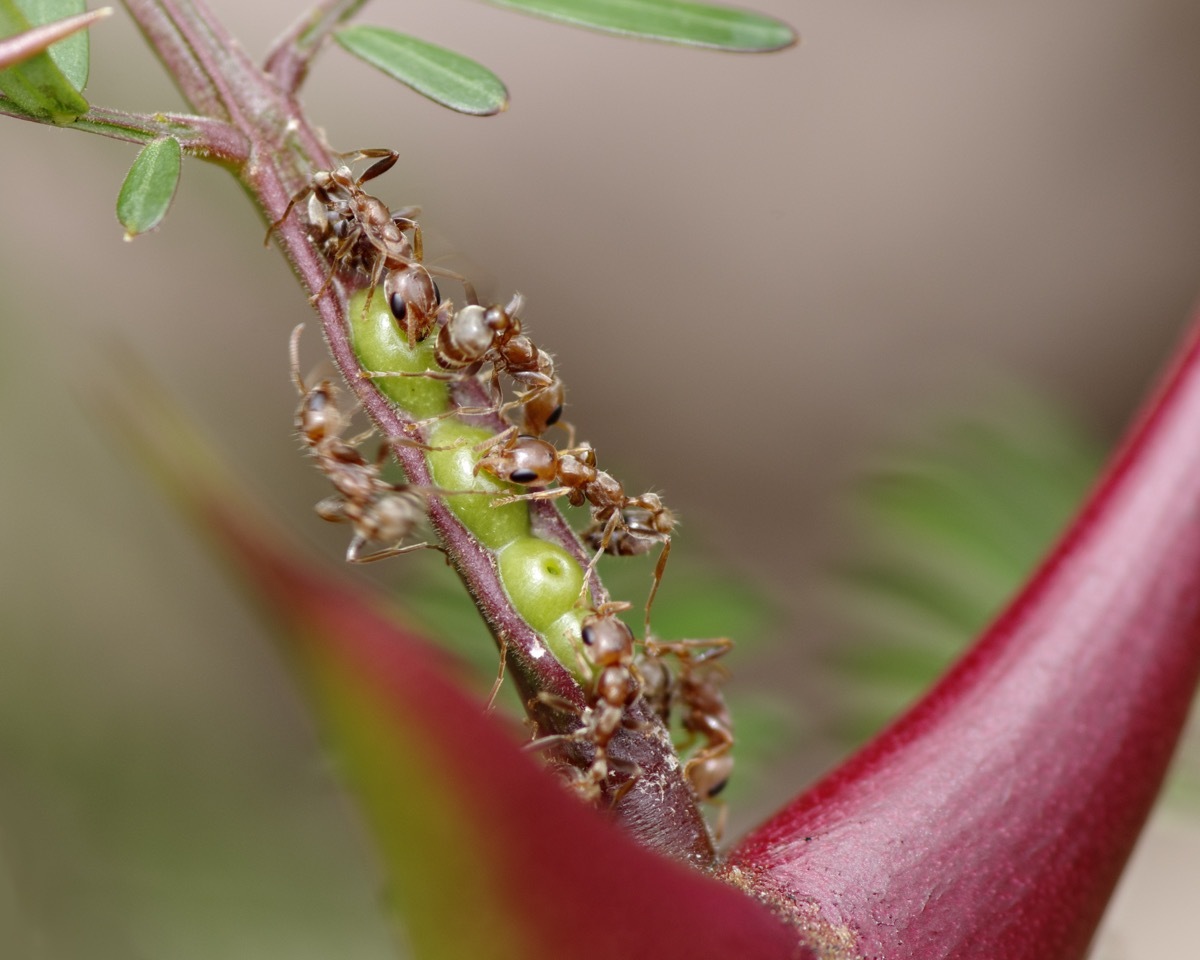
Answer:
[
  {"xmin": 581, "ymin": 611, "xmax": 635, "ymax": 668},
  {"xmin": 484, "ymin": 299, "xmax": 521, "ymax": 339},
  {"xmin": 296, "ymin": 381, "xmax": 344, "ymax": 443},
  {"xmin": 476, "ymin": 435, "xmax": 558, "ymax": 485},
  {"xmin": 387, "ymin": 265, "xmax": 441, "ymax": 344}
]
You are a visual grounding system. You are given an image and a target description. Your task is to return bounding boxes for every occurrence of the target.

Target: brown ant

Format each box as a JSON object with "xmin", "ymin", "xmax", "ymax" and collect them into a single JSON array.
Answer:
[
  {"xmin": 641, "ymin": 637, "xmax": 735, "ymax": 812},
  {"xmin": 362, "ymin": 293, "xmax": 572, "ymax": 441},
  {"xmin": 267, "ymin": 149, "xmax": 472, "ymax": 343},
  {"xmin": 529, "ymin": 605, "xmax": 734, "ymax": 824},
  {"xmin": 290, "ymin": 325, "xmax": 445, "ymax": 562},
  {"xmin": 434, "ymin": 294, "xmax": 567, "ymax": 437},
  {"xmin": 527, "ymin": 602, "xmax": 643, "ymax": 802},
  {"xmin": 475, "ymin": 435, "xmax": 675, "ymax": 634}
]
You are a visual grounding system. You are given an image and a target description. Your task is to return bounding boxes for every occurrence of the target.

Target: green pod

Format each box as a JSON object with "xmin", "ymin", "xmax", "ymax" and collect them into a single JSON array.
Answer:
[
  {"xmin": 348, "ymin": 289, "xmax": 449, "ymax": 419},
  {"xmin": 426, "ymin": 421, "xmax": 530, "ymax": 548},
  {"xmin": 496, "ymin": 537, "xmax": 585, "ymax": 633},
  {"xmin": 542, "ymin": 609, "xmax": 590, "ymax": 683}
]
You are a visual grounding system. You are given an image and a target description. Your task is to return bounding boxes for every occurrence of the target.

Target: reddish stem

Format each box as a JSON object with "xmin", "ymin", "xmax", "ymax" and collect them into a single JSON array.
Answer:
[{"xmin": 728, "ymin": 306, "xmax": 1200, "ymax": 959}]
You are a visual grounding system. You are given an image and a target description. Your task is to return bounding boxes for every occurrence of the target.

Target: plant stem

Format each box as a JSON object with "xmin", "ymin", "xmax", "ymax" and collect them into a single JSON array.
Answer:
[
  {"xmin": 101, "ymin": 0, "xmax": 716, "ymax": 862},
  {"xmin": 263, "ymin": 0, "xmax": 369, "ymax": 94}
]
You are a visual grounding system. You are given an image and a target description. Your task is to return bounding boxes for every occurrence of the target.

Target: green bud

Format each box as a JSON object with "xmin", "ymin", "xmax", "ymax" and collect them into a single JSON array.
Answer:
[
  {"xmin": 497, "ymin": 538, "xmax": 585, "ymax": 633},
  {"xmin": 542, "ymin": 609, "xmax": 590, "ymax": 682}
]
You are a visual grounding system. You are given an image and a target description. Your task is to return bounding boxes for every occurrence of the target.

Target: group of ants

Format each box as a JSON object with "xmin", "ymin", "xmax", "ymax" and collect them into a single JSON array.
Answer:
[{"xmin": 272, "ymin": 149, "xmax": 734, "ymax": 828}]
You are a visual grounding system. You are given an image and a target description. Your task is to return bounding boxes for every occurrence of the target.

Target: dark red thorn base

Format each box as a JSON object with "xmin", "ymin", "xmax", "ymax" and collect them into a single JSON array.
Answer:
[{"xmin": 728, "ymin": 307, "xmax": 1200, "ymax": 959}]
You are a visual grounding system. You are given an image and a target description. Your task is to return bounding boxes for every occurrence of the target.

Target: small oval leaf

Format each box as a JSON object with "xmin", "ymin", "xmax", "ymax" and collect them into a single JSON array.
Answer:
[
  {"xmin": 334, "ymin": 26, "xmax": 508, "ymax": 116},
  {"xmin": 0, "ymin": 0, "xmax": 90, "ymax": 121},
  {"xmin": 117, "ymin": 136, "xmax": 181, "ymax": 239},
  {"xmin": 482, "ymin": 0, "xmax": 797, "ymax": 52}
]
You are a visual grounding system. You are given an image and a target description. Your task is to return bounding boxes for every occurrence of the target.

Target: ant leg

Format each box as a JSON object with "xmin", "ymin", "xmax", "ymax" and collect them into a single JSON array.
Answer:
[
  {"xmin": 402, "ymin": 483, "xmax": 495, "ymax": 499},
  {"xmin": 484, "ymin": 638, "xmax": 509, "ymax": 714},
  {"xmin": 643, "ymin": 536, "xmax": 672, "ymax": 639},
  {"xmin": 606, "ymin": 759, "xmax": 642, "ymax": 807},
  {"xmin": 709, "ymin": 798, "xmax": 729, "ymax": 842},
  {"xmin": 359, "ymin": 368, "xmax": 462, "ymax": 383},
  {"xmin": 490, "ymin": 488, "xmax": 573, "ymax": 507},
  {"xmin": 555, "ymin": 417, "xmax": 578, "ymax": 450},
  {"xmin": 576, "ymin": 512, "xmax": 623, "ymax": 608},
  {"xmin": 264, "ymin": 185, "xmax": 312, "ymax": 246},
  {"xmin": 471, "ymin": 426, "xmax": 517, "ymax": 455},
  {"xmin": 360, "ymin": 253, "xmax": 389, "ymax": 323},
  {"xmin": 289, "ymin": 324, "xmax": 308, "ymax": 394},
  {"xmin": 392, "ymin": 216, "xmax": 424, "ymax": 262},
  {"xmin": 523, "ymin": 730, "xmax": 581, "ymax": 753},
  {"xmin": 385, "ymin": 433, "xmax": 471, "ymax": 453},
  {"xmin": 353, "ymin": 149, "xmax": 399, "ymax": 184},
  {"xmin": 308, "ymin": 229, "xmax": 361, "ymax": 304},
  {"xmin": 423, "ymin": 263, "xmax": 478, "ymax": 307},
  {"xmin": 529, "ymin": 690, "xmax": 582, "ymax": 718},
  {"xmin": 645, "ymin": 635, "xmax": 733, "ymax": 668},
  {"xmin": 310, "ymin": 267, "xmax": 339, "ymax": 304},
  {"xmin": 347, "ymin": 539, "xmax": 442, "ymax": 563}
]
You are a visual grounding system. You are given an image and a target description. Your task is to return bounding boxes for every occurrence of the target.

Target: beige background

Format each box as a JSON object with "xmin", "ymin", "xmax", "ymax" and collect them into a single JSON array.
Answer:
[{"xmin": 3, "ymin": 0, "xmax": 1200, "ymax": 955}]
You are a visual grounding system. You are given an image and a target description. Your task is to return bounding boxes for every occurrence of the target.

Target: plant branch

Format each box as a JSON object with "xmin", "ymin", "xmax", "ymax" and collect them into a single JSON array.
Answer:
[
  {"xmin": 263, "ymin": 0, "xmax": 369, "ymax": 95},
  {"xmin": 0, "ymin": 95, "xmax": 248, "ymax": 162},
  {"xmin": 119, "ymin": 0, "xmax": 273, "ymax": 127},
  {"xmin": 0, "ymin": 0, "xmax": 715, "ymax": 865}
]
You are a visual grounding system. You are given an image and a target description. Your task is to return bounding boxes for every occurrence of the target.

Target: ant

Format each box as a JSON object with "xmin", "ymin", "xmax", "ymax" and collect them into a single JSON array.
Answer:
[
  {"xmin": 290, "ymin": 325, "xmax": 445, "ymax": 562},
  {"xmin": 434, "ymin": 294, "xmax": 568, "ymax": 437},
  {"xmin": 361, "ymin": 293, "xmax": 571, "ymax": 441},
  {"xmin": 641, "ymin": 636, "xmax": 735, "ymax": 815},
  {"xmin": 267, "ymin": 149, "xmax": 472, "ymax": 344},
  {"xmin": 527, "ymin": 602, "xmax": 643, "ymax": 803},
  {"xmin": 474, "ymin": 435, "xmax": 675, "ymax": 635}
]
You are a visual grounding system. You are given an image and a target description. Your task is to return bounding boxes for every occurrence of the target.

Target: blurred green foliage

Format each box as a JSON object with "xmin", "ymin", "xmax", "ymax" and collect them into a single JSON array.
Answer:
[{"xmin": 825, "ymin": 387, "xmax": 1200, "ymax": 807}]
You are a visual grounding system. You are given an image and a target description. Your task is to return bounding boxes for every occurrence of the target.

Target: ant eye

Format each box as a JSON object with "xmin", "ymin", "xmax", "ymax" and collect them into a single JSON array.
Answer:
[
  {"xmin": 511, "ymin": 469, "xmax": 538, "ymax": 483},
  {"xmin": 389, "ymin": 292, "xmax": 407, "ymax": 321},
  {"xmin": 432, "ymin": 280, "xmax": 442, "ymax": 304},
  {"xmin": 546, "ymin": 404, "xmax": 563, "ymax": 427},
  {"xmin": 581, "ymin": 626, "xmax": 596, "ymax": 646}
]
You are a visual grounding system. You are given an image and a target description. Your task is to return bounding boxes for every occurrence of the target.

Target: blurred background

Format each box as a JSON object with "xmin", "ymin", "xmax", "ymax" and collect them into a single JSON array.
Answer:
[{"xmin": 3, "ymin": 0, "xmax": 1200, "ymax": 956}]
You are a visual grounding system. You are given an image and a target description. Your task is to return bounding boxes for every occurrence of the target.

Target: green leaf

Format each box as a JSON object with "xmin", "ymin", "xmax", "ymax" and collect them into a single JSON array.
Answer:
[
  {"xmin": 481, "ymin": 0, "xmax": 797, "ymax": 52},
  {"xmin": 116, "ymin": 137, "xmax": 181, "ymax": 239},
  {"xmin": 334, "ymin": 26, "xmax": 508, "ymax": 116},
  {"xmin": 20, "ymin": 0, "xmax": 89, "ymax": 90},
  {"xmin": 0, "ymin": 5, "xmax": 102, "ymax": 78},
  {"xmin": 0, "ymin": 0, "xmax": 90, "ymax": 121}
]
